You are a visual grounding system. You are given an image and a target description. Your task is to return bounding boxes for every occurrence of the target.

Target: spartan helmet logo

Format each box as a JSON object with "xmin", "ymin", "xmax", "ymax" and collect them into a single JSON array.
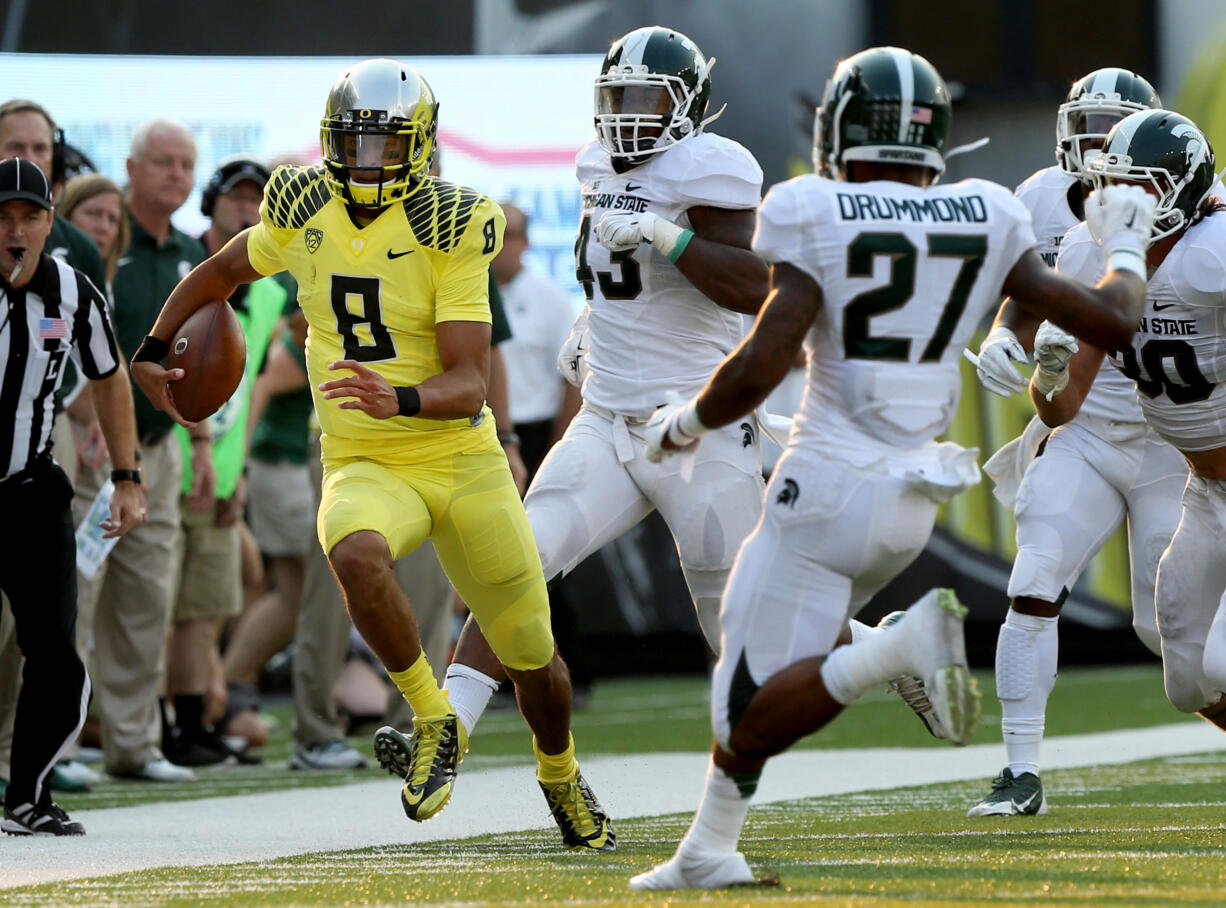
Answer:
[
  {"xmin": 775, "ymin": 478, "xmax": 799, "ymax": 508},
  {"xmin": 305, "ymin": 227, "xmax": 324, "ymax": 254}
]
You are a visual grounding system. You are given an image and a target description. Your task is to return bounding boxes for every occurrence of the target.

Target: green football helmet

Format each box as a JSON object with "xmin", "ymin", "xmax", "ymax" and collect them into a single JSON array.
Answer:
[
  {"xmin": 1087, "ymin": 109, "xmax": 1216, "ymax": 241},
  {"xmin": 1056, "ymin": 68, "xmax": 1161, "ymax": 180},
  {"xmin": 814, "ymin": 46, "xmax": 951, "ymax": 178},
  {"xmin": 594, "ymin": 26, "xmax": 721, "ymax": 163}
]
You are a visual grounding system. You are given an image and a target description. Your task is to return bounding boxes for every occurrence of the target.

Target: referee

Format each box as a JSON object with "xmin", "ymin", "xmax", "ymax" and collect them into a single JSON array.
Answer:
[{"xmin": 0, "ymin": 158, "xmax": 144, "ymax": 836}]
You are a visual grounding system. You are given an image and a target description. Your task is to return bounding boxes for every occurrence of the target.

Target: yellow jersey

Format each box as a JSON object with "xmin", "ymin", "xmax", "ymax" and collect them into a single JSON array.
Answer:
[{"xmin": 247, "ymin": 166, "xmax": 505, "ymax": 461}]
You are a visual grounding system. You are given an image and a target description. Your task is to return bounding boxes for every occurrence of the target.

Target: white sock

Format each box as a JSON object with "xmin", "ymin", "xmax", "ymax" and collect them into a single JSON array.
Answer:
[
  {"xmin": 996, "ymin": 609, "xmax": 1059, "ymax": 777},
  {"xmin": 678, "ymin": 758, "xmax": 755, "ymax": 856},
  {"xmin": 820, "ymin": 619, "xmax": 912, "ymax": 705},
  {"xmin": 442, "ymin": 664, "xmax": 500, "ymax": 736}
]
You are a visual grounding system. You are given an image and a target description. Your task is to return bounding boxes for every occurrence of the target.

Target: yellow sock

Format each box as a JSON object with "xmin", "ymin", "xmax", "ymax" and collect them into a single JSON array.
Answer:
[
  {"xmin": 533, "ymin": 733, "xmax": 578, "ymax": 785},
  {"xmin": 387, "ymin": 653, "xmax": 451, "ymax": 720}
]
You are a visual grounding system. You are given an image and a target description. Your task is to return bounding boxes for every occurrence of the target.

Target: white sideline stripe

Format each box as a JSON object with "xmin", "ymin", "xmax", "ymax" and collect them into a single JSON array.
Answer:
[{"xmin": 2, "ymin": 722, "xmax": 1222, "ymax": 888}]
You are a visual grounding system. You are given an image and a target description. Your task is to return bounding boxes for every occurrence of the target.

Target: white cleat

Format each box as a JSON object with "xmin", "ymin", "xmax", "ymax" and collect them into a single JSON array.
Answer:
[
  {"xmin": 878, "ymin": 611, "xmax": 949, "ymax": 740},
  {"xmin": 890, "ymin": 589, "xmax": 981, "ymax": 747},
  {"xmin": 629, "ymin": 849, "xmax": 756, "ymax": 891}
]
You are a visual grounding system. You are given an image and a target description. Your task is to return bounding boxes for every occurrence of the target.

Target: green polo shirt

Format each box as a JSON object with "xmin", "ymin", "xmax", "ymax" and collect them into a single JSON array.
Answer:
[
  {"xmin": 251, "ymin": 333, "xmax": 313, "ymax": 466},
  {"xmin": 112, "ymin": 211, "xmax": 206, "ymax": 439},
  {"xmin": 489, "ymin": 270, "xmax": 511, "ymax": 345},
  {"xmin": 47, "ymin": 217, "xmax": 106, "ymax": 292}
]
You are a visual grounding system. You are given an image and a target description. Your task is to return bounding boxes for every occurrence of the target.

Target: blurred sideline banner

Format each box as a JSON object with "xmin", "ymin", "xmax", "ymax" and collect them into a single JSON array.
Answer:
[{"xmin": 0, "ymin": 52, "xmax": 598, "ymax": 310}]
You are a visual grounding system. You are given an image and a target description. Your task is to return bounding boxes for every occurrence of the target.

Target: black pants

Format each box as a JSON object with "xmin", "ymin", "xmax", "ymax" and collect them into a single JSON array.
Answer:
[{"xmin": 0, "ymin": 457, "xmax": 88, "ymax": 809}]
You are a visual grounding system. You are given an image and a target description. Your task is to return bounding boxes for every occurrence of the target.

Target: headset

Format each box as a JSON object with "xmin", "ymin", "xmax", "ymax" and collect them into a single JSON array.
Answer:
[
  {"xmin": 51, "ymin": 126, "xmax": 64, "ymax": 186},
  {"xmin": 200, "ymin": 155, "xmax": 270, "ymax": 218}
]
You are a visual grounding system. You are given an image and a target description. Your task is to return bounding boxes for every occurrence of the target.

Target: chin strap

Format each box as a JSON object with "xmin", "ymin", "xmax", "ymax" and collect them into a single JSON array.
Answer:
[
  {"xmin": 697, "ymin": 102, "xmax": 727, "ymax": 133},
  {"xmin": 944, "ymin": 136, "xmax": 990, "ymax": 160}
]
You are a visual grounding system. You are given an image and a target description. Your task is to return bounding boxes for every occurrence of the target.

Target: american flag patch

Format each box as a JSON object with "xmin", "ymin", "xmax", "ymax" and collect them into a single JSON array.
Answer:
[
  {"xmin": 38, "ymin": 317, "xmax": 67, "ymax": 339},
  {"xmin": 910, "ymin": 106, "xmax": 933, "ymax": 124}
]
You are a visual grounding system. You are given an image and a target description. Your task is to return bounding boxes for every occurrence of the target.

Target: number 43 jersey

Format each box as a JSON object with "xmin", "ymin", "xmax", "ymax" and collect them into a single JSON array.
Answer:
[
  {"xmin": 1058, "ymin": 216, "xmax": 1226, "ymax": 453},
  {"xmin": 247, "ymin": 166, "xmax": 504, "ymax": 460},
  {"xmin": 753, "ymin": 175, "xmax": 1036, "ymax": 452},
  {"xmin": 574, "ymin": 133, "xmax": 763, "ymax": 418}
]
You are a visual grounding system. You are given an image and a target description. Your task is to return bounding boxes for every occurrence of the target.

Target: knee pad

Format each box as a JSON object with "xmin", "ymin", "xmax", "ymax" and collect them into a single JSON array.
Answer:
[
  {"xmin": 671, "ymin": 475, "xmax": 762, "ymax": 574},
  {"xmin": 995, "ymin": 623, "xmax": 1036, "ymax": 701}
]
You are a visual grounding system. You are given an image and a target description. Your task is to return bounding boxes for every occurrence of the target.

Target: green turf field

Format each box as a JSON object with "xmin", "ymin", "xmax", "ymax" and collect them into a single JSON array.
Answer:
[{"xmin": 6, "ymin": 664, "xmax": 1225, "ymax": 907}]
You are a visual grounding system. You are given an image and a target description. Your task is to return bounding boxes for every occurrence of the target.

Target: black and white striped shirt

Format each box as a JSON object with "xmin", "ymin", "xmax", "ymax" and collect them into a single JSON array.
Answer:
[{"xmin": 0, "ymin": 254, "xmax": 119, "ymax": 479}]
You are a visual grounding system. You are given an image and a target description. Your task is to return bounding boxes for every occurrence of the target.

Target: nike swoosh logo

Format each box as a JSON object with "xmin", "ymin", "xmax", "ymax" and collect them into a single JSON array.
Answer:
[
  {"xmin": 1013, "ymin": 791, "xmax": 1039, "ymax": 812},
  {"xmin": 403, "ymin": 785, "xmax": 424, "ymax": 805},
  {"xmin": 1152, "ymin": 301, "xmax": 1176, "ymax": 311},
  {"xmin": 387, "ymin": 249, "xmax": 415, "ymax": 259},
  {"xmin": 625, "ymin": 182, "xmax": 643, "ymax": 193},
  {"xmin": 1125, "ymin": 211, "xmax": 1136, "ymax": 228}
]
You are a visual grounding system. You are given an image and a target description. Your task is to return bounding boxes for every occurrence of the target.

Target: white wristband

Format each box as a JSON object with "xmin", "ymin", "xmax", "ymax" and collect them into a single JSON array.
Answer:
[
  {"xmin": 1032, "ymin": 367, "xmax": 1069, "ymax": 401},
  {"xmin": 648, "ymin": 217, "xmax": 689, "ymax": 260},
  {"xmin": 1106, "ymin": 246, "xmax": 1147, "ymax": 280},
  {"xmin": 668, "ymin": 398, "xmax": 710, "ymax": 445}
]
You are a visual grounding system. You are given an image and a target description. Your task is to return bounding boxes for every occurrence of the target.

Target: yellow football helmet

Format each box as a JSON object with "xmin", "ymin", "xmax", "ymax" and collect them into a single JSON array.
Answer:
[{"xmin": 320, "ymin": 58, "xmax": 438, "ymax": 209}]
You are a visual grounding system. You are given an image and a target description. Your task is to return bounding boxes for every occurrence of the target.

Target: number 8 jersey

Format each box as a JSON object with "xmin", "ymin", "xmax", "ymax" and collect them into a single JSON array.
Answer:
[
  {"xmin": 247, "ymin": 165, "xmax": 504, "ymax": 460},
  {"xmin": 1057, "ymin": 215, "xmax": 1226, "ymax": 453},
  {"xmin": 574, "ymin": 133, "xmax": 762, "ymax": 418},
  {"xmin": 753, "ymin": 174, "xmax": 1036, "ymax": 453}
]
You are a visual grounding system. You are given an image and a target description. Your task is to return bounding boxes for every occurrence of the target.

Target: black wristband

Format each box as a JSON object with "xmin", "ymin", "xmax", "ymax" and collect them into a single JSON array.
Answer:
[
  {"xmin": 111, "ymin": 468, "xmax": 142, "ymax": 485},
  {"xmin": 395, "ymin": 385, "xmax": 421, "ymax": 417},
  {"xmin": 132, "ymin": 335, "xmax": 170, "ymax": 363},
  {"xmin": 497, "ymin": 431, "xmax": 521, "ymax": 447}
]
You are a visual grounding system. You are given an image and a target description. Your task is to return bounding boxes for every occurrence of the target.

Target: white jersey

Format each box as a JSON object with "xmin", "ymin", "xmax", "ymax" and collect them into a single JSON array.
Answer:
[
  {"xmin": 753, "ymin": 175, "xmax": 1036, "ymax": 454},
  {"xmin": 499, "ymin": 268, "xmax": 577, "ymax": 424},
  {"xmin": 1015, "ymin": 165, "xmax": 1143, "ymax": 425},
  {"xmin": 1058, "ymin": 216, "xmax": 1226, "ymax": 452},
  {"xmin": 1015, "ymin": 165, "xmax": 1080, "ymax": 268},
  {"xmin": 574, "ymin": 133, "xmax": 763, "ymax": 417}
]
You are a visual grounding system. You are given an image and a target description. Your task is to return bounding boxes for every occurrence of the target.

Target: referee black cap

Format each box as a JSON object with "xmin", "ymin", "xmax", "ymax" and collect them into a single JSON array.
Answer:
[{"xmin": 0, "ymin": 158, "xmax": 53, "ymax": 210}]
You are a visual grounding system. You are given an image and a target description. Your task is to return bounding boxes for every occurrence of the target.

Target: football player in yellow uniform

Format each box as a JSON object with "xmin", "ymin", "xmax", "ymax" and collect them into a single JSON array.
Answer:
[{"xmin": 131, "ymin": 58, "xmax": 614, "ymax": 850}]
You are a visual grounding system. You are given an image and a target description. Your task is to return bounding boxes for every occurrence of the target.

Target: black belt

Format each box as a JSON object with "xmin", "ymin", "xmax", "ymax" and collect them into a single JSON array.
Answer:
[{"xmin": 0, "ymin": 452, "xmax": 53, "ymax": 486}]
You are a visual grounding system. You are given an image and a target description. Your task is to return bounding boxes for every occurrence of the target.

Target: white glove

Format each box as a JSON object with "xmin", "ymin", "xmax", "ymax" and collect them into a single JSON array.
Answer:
[
  {"xmin": 594, "ymin": 210, "xmax": 690, "ymax": 259},
  {"xmin": 593, "ymin": 210, "xmax": 644, "ymax": 252},
  {"xmin": 645, "ymin": 392, "xmax": 709, "ymax": 463},
  {"xmin": 557, "ymin": 306, "xmax": 590, "ymax": 388},
  {"xmin": 1032, "ymin": 320, "xmax": 1079, "ymax": 401},
  {"xmin": 1085, "ymin": 184, "xmax": 1158, "ymax": 279},
  {"xmin": 973, "ymin": 325, "xmax": 1029, "ymax": 398}
]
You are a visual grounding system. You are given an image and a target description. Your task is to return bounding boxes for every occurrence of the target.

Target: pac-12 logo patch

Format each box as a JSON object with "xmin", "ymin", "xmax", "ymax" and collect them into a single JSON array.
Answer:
[{"xmin": 305, "ymin": 228, "xmax": 324, "ymax": 254}]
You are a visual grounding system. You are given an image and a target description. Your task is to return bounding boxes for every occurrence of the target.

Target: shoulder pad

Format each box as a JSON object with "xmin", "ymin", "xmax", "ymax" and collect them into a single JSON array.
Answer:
[
  {"xmin": 402, "ymin": 179, "xmax": 487, "ymax": 253},
  {"xmin": 265, "ymin": 166, "xmax": 331, "ymax": 230}
]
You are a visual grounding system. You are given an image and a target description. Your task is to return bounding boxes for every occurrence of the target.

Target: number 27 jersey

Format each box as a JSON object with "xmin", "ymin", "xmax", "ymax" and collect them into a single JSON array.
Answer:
[{"xmin": 753, "ymin": 175, "xmax": 1036, "ymax": 451}]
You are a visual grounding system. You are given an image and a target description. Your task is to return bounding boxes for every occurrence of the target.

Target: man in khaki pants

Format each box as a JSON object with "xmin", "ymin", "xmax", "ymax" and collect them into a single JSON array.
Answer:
[{"xmin": 74, "ymin": 119, "xmax": 209, "ymax": 782}]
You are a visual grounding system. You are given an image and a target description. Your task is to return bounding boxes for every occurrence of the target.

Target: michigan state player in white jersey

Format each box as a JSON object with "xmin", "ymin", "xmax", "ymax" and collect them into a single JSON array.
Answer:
[
  {"xmin": 443, "ymin": 26, "xmax": 775, "ymax": 739},
  {"xmin": 629, "ymin": 46, "xmax": 1158, "ymax": 891},
  {"xmin": 1025, "ymin": 109, "xmax": 1226, "ymax": 750},
  {"xmin": 965, "ymin": 69, "xmax": 1186, "ymax": 818}
]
